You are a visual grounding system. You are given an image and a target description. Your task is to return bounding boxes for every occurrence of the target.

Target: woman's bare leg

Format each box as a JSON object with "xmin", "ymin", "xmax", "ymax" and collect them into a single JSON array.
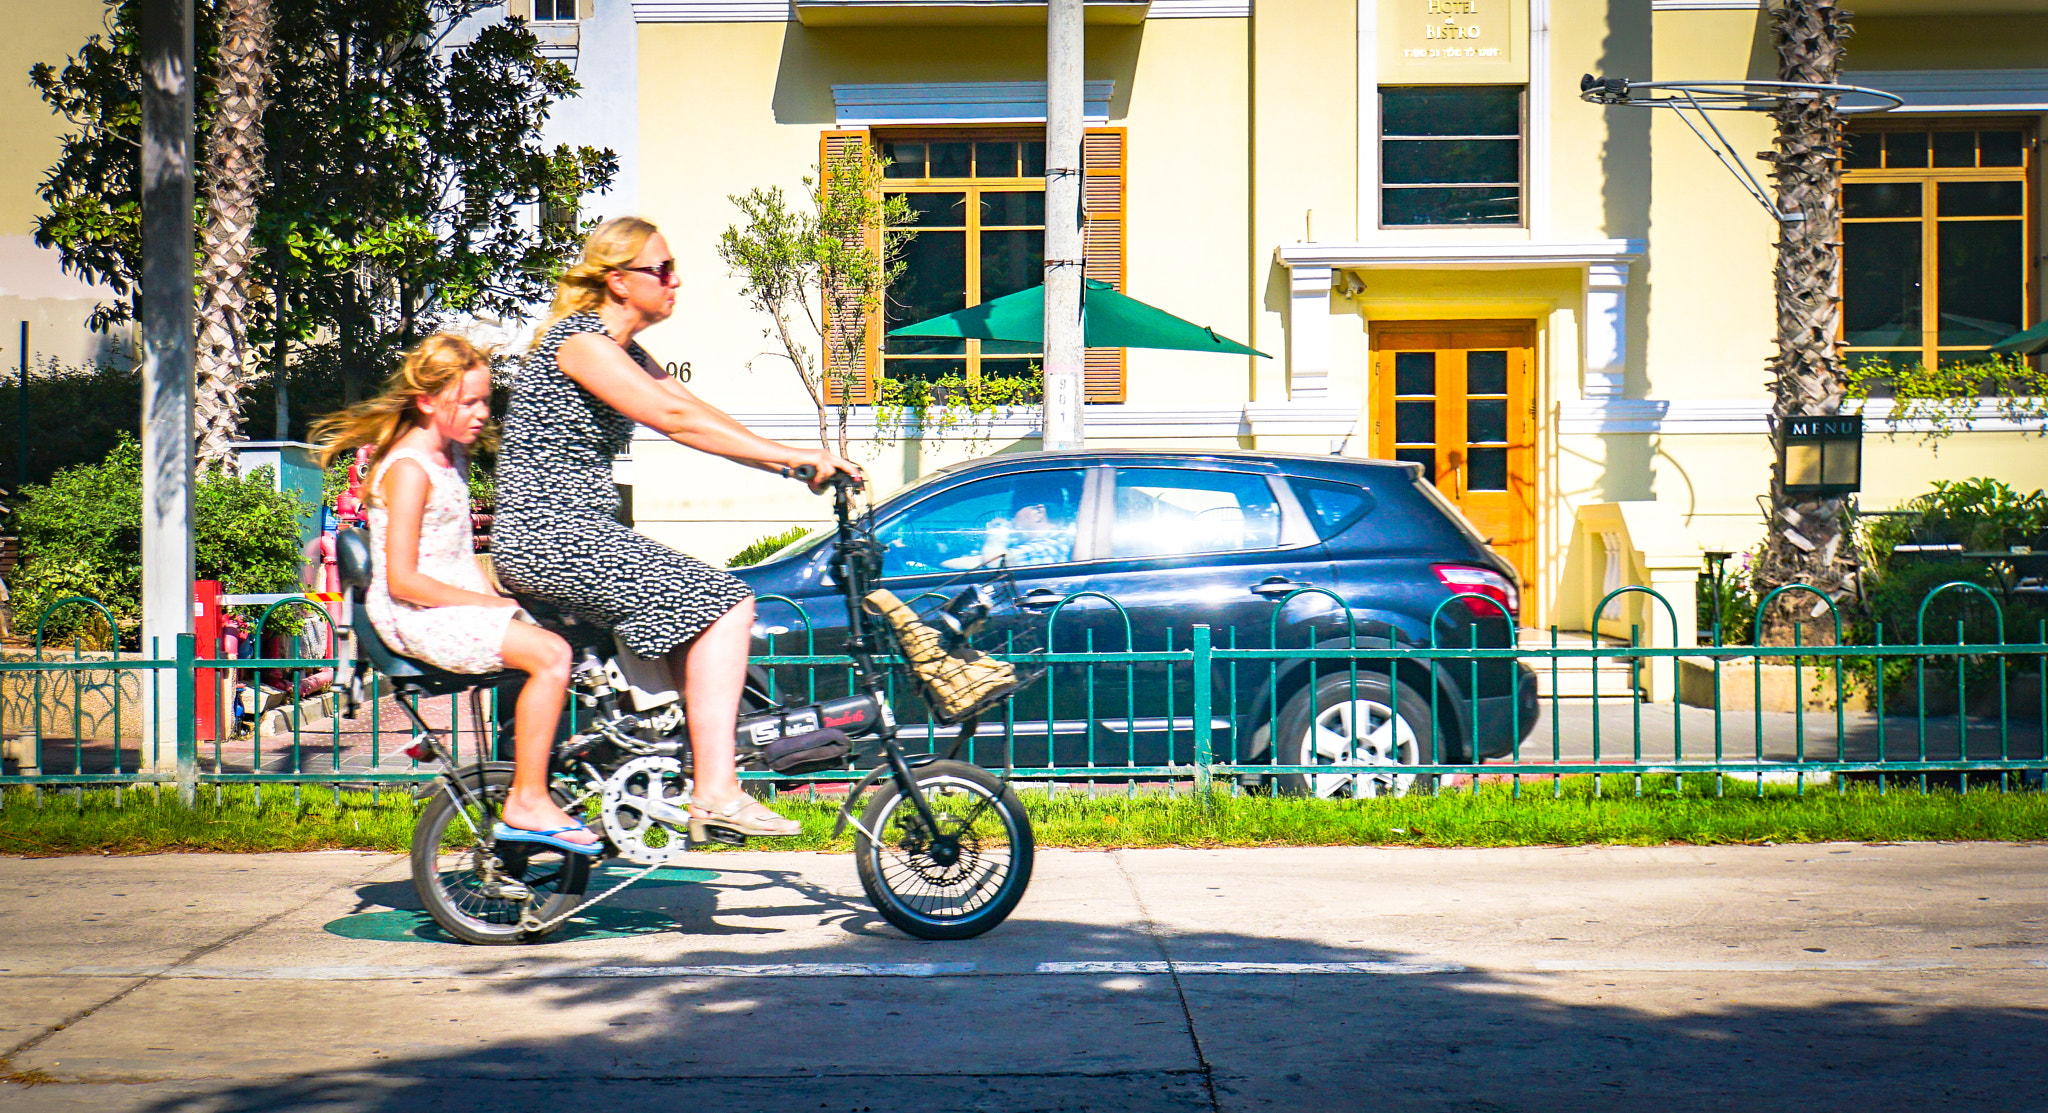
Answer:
[
  {"xmin": 669, "ymin": 597, "xmax": 752, "ymax": 808},
  {"xmin": 495, "ymin": 620, "xmax": 594, "ymax": 844}
]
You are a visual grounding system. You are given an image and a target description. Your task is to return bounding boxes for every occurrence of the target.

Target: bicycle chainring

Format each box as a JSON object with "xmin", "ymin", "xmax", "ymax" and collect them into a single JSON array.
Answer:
[{"xmin": 599, "ymin": 755, "xmax": 693, "ymax": 865}]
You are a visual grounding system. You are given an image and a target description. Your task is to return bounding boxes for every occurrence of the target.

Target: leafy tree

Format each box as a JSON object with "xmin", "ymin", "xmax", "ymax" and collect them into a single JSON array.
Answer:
[
  {"xmin": 30, "ymin": 0, "xmax": 617, "ymax": 427},
  {"xmin": 260, "ymin": 1, "xmax": 616, "ymax": 401},
  {"xmin": 28, "ymin": 1, "xmax": 217, "ymax": 333},
  {"xmin": 11, "ymin": 437, "xmax": 306, "ymax": 646},
  {"xmin": 719, "ymin": 145, "xmax": 912, "ymax": 458}
]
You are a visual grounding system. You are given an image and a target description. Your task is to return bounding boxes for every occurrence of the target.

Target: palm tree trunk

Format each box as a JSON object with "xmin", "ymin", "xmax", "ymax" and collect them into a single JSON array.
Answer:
[
  {"xmin": 194, "ymin": 0, "xmax": 274, "ymax": 469},
  {"xmin": 1756, "ymin": 0, "xmax": 1855, "ymax": 646}
]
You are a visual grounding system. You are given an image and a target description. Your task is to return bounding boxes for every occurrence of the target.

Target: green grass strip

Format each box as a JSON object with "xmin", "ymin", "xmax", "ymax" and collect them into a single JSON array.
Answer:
[{"xmin": 3, "ymin": 775, "xmax": 2046, "ymax": 857}]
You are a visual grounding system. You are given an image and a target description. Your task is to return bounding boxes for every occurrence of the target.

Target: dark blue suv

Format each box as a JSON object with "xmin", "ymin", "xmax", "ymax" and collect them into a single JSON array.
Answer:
[{"xmin": 733, "ymin": 450, "xmax": 1539, "ymax": 796}]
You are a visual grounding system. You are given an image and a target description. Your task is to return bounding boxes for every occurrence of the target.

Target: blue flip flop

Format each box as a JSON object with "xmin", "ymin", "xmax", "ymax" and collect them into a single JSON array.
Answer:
[{"xmin": 492, "ymin": 820, "xmax": 602, "ymax": 856}]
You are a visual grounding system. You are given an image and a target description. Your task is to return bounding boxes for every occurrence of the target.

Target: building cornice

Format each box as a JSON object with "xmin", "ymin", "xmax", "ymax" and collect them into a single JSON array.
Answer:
[
  {"xmin": 633, "ymin": 0, "xmax": 1242, "ymax": 21},
  {"xmin": 635, "ymin": 405, "xmax": 1248, "ymax": 441},
  {"xmin": 628, "ymin": 403, "xmax": 1356, "ymax": 442},
  {"xmin": 1841, "ymin": 69, "xmax": 2048, "ymax": 114},
  {"xmin": 833, "ymin": 80, "xmax": 1115, "ymax": 126},
  {"xmin": 634, "ymin": 0, "xmax": 790, "ymax": 20},
  {"xmin": 1275, "ymin": 239, "xmax": 1646, "ymax": 271},
  {"xmin": 1558, "ymin": 398, "xmax": 2048, "ymax": 436}
]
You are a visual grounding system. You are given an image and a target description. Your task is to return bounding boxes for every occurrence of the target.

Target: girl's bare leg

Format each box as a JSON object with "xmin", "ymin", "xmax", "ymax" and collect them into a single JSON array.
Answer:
[
  {"xmin": 496, "ymin": 620, "xmax": 594, "ymax": 843},
  {"xmin": 669, "ymin": 597, "xmax": 752, "ymax": 809}
]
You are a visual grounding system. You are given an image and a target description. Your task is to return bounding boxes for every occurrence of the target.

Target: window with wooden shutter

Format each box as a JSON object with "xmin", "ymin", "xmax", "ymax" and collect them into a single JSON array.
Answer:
[
  {"xmin": 1082, "ymin": 127, "xmax": 1127, "ymax": 403},
  {"xmin": 820, "ymin": 128, "xmax": 877, "ymax": 405},
  {"xmin": 873, "ymin": 128, "xmax": 1049, "ymax": 388}
]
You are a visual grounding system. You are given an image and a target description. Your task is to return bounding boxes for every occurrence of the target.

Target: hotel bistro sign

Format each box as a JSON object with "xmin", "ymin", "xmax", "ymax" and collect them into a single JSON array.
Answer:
[{"xmin": 1380, "ymin": 0, "xmax": 1527, "ymax": 83}]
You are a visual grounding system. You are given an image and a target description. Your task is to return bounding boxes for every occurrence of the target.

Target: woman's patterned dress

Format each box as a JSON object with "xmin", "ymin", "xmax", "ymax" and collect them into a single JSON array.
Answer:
[{"xmin": 491, "ymin": 312, "xmax": 752, "ymax": 659}]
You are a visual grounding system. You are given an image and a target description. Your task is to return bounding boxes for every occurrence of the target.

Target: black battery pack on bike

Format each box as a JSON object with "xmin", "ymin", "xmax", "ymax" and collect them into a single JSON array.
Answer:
[{"xmin": 735, "ymin": 691, "xmax": 879, "ymax": 774}]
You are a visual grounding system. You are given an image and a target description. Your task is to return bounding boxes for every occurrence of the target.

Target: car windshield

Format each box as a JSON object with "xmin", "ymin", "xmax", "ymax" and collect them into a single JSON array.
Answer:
[{"xmin": 874, "ymin": 469, "xmax": 1087, "ymax": 576}]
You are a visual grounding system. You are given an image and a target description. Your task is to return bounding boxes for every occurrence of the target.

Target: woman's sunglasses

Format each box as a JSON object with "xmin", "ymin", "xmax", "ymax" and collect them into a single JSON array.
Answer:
[{"xmin": 620, "ymin": 259, "xmax": 677, "ymax": 284}]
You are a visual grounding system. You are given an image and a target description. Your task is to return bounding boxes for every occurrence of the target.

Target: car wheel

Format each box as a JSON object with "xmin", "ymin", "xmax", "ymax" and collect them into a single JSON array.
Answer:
[{"xmin": 1272, "ymin": 671, "xmax": 1437, "ymax": 798}]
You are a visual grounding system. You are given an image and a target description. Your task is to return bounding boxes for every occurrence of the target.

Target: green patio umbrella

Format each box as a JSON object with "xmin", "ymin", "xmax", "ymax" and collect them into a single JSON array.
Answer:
[
  {"xmin": 888, "ymin": 279, "xmax": 1269, "ymax": 357},
  {"xmin": 1990, "ymin": 320, "xmax": 2048, "ymax": 357}
]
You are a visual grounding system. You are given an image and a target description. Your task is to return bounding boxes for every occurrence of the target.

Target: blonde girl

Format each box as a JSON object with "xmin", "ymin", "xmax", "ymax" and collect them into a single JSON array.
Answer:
[{"xmin": 312, "ymin": 335, "xmax": 596, "ymax": 853}]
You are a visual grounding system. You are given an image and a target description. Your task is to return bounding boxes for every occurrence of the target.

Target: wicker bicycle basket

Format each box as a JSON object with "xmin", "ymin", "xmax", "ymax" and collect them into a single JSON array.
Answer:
[{"xmin": 862, "ymin": 567, "xmax": 1047, "ymax": 726}]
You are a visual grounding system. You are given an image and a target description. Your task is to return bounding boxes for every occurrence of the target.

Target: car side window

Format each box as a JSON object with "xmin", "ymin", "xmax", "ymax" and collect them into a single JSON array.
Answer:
[
  {"xmin": 1288, "ymin": 477, "xmax": 1377, "ymax": 540},
  {"xmin": 874, "ymin": 469, "xmax": 1087, "ymax": 577},
  {"xmin": 1110, "ymin": 468, "xmax": 1282, "ymax": 558}
]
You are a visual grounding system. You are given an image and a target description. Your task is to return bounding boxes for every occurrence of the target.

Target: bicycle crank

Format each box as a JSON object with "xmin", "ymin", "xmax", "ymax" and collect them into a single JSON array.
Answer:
[{"xmin": 598, "ymin": 755, "xmax": 695, "ymax": 866}]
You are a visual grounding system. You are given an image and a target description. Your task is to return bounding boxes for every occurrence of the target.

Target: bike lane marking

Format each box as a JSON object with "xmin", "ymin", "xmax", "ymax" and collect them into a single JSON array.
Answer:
[
  {"xmin": 38, "ymin": 958, "xmax": 2030, "ymax": 981},
  {"xmin": 1034, "ymin": 961, "xmax": 1469, "ymax": 975},
  {"xmin": 53, "ymin": 962, "xmax": 978, "ymax": 980}
]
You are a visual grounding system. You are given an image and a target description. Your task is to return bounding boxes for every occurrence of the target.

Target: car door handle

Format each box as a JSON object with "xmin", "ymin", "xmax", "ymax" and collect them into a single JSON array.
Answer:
[
  {"xmin": 1019, "ymin": 589, "xmax": 1066, "ymax": 609},
  {"xmin": 1250, "ymin": 578, "xmax": 1309, "ymax": 598}
]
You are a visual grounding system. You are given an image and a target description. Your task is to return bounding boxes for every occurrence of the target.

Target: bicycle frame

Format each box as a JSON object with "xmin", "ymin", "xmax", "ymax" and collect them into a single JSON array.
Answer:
[{"xmin": 817, "ymin": 476, "xmax": 968, "ymax": 840}]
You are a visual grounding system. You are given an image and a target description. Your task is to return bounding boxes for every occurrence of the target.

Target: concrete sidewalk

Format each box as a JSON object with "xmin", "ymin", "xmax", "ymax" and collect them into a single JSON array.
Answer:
[{"xmin": 2, "ymin": 842, "xmax": 2046, "ymax": 1111}]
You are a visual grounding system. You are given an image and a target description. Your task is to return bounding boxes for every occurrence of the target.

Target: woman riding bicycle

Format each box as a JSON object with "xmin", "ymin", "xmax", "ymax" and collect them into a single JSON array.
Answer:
[{"xmin": 492, "ymin": 216, "xmax": 862, "ymax": 840}]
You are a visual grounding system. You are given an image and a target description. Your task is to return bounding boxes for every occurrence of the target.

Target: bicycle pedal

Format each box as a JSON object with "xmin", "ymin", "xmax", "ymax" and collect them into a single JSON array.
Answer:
[
  {"xmin": 702, "ymin": 825, "xmax": 747, "ymax": 848},
  {"xmin": 484, "ymin": 880, "xmax": 532, "ymax": 901}
]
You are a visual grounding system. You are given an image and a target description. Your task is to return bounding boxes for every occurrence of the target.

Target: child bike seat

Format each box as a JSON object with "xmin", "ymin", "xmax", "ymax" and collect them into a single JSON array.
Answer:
[{"xmin": 334, "ymin": 527, "xmax": 513, "ymax": 696}]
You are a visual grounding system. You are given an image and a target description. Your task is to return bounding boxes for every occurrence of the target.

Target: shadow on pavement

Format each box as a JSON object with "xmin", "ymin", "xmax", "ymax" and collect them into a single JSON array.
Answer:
[{"xmin": 99, "ymin": 866, "xmax": 2048, "ymax": 1113}]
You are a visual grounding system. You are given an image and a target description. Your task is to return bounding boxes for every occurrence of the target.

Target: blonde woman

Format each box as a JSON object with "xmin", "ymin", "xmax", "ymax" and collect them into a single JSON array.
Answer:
[
  {"xmin": 312, "ymin": 336, "xmax": 594, "ymax": 853},
  {"xmin": 493, "ymin": 218, "xmax": 861, "ymax": 839}
]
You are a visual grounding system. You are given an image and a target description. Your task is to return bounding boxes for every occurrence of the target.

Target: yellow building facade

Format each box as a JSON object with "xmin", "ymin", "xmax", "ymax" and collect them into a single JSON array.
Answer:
[
  {"xmin": 1, "ymin": 4, "xmax": 134, "ymax": 372},
  {"xmin": 13, "ymin": 1, "xmax": 2043, "ymax": 632},
  {"xmin": 626, "ymin": 0, "xmax": 2048, "ymax": 630}
]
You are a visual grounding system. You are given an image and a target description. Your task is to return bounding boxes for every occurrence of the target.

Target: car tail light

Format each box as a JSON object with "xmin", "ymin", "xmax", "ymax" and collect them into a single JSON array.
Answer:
[{"xmin": 1433, "ymin": 564, "xmax": 1519, "ymax": 621}]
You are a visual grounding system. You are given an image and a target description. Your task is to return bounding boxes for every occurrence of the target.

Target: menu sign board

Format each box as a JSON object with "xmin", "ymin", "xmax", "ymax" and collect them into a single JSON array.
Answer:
[{"xmin": 1379, "ymin": 0, "xmax": 1527, "ymax": 84}]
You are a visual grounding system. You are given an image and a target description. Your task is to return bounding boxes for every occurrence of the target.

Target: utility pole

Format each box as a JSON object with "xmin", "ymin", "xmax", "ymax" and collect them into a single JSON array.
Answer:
[
  {"xmin": 16, "ymin": 322, "xmax": 27, "ymax": 493},
  {"xmin": 140, "ymin": 0, "xmax": 197, "ymax": 782},
  {"xmin": 1041, "ymin": 0, "xmax": 1085, "ymax": 450}
]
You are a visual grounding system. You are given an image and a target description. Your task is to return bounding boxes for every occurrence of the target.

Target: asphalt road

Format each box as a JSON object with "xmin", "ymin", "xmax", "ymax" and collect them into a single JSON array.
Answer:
[{"xmin": 1, "ymin": 842, "xmax": 2045, "ymax": 1112}]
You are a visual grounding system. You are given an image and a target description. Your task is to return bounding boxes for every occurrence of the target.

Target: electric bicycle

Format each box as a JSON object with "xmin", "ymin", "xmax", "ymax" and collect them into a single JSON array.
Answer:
[{"xmin": 335, "ymin": 468, "xmax": 1040, "ymax": 944}]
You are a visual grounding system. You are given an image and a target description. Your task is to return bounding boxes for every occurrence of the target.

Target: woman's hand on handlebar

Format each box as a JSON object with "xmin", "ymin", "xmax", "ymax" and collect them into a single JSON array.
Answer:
[{"xmin": 785, "ymin": 450, "xmax": 864, "ymax": 493}]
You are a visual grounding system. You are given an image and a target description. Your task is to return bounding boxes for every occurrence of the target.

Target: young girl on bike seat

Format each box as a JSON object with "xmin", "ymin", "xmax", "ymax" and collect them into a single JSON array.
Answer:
[{"xmin": 312, "ymin": 335, "xmax": 597, "ymax": 854}]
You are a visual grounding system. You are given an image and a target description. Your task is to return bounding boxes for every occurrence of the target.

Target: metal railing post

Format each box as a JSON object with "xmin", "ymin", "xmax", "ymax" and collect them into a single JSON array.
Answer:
[
  {"xmin": 1192, "ymin": 623, "xmax": 1213, "ymax": 803},
  {"xmin": 175, "ymin": 633, "xmax": 197, "ymax": 804}
]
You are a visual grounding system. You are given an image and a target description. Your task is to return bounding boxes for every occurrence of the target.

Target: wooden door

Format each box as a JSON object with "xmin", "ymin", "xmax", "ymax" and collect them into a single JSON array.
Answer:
[{"xmin": 1370, "ymin": 323, "xmax": 1537, "ymax": 618}]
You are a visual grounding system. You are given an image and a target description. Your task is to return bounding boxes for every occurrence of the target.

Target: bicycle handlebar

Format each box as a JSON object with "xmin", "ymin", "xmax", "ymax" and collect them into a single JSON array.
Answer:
[{"xmin": 791, "ymin": 463, "xmax": 864, "ymax": 492}]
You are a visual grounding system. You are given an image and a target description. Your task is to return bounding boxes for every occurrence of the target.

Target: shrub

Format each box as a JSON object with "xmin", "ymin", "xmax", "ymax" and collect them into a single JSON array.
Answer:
[
  {"xmin": 0, "ymin": 358, "xmax": 144, "ymax": 491},
  {"xmin": 1858, "ymin": 479, "xmax": 2048, "ymax": 640},
  {"xmin": 11, "ymin": 437, "xmax": 309, "ymax": 647},
  {"xmin": 1839, "ymin": 478, "xmax": 2048, "ymax": 704},
  {"xmin": 727, "ymin": 524, "xmax": 815, "ymax": 568}
]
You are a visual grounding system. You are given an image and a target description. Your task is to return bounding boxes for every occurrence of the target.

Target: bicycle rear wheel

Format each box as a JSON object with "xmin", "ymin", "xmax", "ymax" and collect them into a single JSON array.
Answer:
[
  {"xmin": 410, "ymin": 763, "xmax": 593, "ymax": 945},
  {"xmin": 854, "ymin": 760, "xmax": 1033, "ymax": 940}
]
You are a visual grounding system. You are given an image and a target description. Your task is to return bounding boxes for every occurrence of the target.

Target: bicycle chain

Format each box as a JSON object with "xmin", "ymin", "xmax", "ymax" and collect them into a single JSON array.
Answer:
[{"xmin": 519, "ymin": 854, "xmax": 667, "ymax": 935}]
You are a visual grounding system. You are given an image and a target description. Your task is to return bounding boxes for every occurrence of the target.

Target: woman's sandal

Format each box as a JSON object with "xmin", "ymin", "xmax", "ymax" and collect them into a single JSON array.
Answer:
[
  {"xmin": 492, "ymin": 819, "xmax": 603, "ymax": 856},
  {"xmin": 689, "ymin": 795, "xmax": 802, "ymax": 840}
]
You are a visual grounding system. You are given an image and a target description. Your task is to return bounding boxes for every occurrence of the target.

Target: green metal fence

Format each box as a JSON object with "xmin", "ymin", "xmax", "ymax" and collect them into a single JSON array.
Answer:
[{"xmin": 2, "ymin": 582, "xmax": 2042, "ymax": 800}]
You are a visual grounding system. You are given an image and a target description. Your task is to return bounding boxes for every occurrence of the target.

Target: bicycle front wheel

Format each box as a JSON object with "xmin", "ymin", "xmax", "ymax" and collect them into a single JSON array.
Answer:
[
  {"xmin": 854, "ymin": 760, "xmax": 1033, "ymax": 940},
  {"xmin": 410, "ymin": 763, "xmax": 593, "ymax": 945}
]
